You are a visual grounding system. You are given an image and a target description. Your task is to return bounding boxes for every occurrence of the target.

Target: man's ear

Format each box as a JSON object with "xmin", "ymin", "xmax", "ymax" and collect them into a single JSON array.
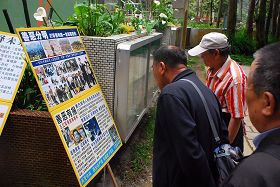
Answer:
[
  {"xmin": 262, "ymin": 91, "xmax": 276, "ymax": 116},
  {"xmin": 159, "ymin": 61, "xmax": 167, "ymax": 75}
]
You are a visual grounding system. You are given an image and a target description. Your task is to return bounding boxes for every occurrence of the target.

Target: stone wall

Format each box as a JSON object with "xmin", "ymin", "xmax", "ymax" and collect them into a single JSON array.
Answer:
[{"xmin": 82, "ymin": 33, "xmax": 146, "ymax": 115}]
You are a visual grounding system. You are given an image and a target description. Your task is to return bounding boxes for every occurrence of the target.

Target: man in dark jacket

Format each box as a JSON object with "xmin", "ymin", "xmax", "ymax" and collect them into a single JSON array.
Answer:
[
  {"xmin": 223, "ymin": 42, "xmax": 280, "ymax": 186},
  {"xmin": 152, "ymin": 45, "xmax": 228, "ymax": 187}
]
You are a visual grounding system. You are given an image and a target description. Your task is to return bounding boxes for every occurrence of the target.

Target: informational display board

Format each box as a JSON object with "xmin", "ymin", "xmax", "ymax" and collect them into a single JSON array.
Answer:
[
  {"xmin": 0, "ymin": 32, "xmax": 26, "ymax": 135},
  {"xmin": 16, "ymin": 26, "xmax": 122, "ymax": 187}
]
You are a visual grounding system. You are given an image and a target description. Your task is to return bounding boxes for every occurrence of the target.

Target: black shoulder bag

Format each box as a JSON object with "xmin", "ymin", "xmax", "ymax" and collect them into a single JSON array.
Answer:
[{"xmin": 180, "ymin": 79, "xmax": 243, "ymax": 186}]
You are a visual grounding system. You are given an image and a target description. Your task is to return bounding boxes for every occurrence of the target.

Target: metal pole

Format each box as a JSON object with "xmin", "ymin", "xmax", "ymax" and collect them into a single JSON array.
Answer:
[
  {"xmin": 2, "ymin": 9, "xmax": 15, "ymax": 33},
  {"xmin": 22, "ymin": 0, "xmax": 31, "ymax": 27}
]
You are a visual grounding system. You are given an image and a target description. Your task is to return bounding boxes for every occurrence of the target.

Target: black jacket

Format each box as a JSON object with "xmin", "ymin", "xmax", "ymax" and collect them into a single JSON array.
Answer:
[
  {"xmin": 153, "ymin": 69, "xmax": 228, "ymax": 187},
  {"xmin": 222, "ymin": 128, "xmax": 280, "ymax": 187}
]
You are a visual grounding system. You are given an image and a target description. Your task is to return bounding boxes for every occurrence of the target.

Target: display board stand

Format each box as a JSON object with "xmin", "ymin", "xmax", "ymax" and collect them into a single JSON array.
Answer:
[{"xmin": 106, "ymin": 163, "xmax": 119, "ymax": 187}]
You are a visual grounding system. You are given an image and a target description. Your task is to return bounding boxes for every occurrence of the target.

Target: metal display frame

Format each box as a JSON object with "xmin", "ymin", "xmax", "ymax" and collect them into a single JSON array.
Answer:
[{"xmin": 115, "ymin": 32, "xmax": 162, "ymax": 143}]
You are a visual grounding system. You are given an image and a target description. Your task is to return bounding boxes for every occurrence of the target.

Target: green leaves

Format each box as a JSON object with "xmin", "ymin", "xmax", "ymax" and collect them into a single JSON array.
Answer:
[
  {"xmin": 63, "ymin": 2, "xmax": 126, "ymax": 36},
  {"xmin": 13, "ymin": 62, "xmax": 47, "ymax": 111},
  {"xmin": 151, "ymin": 0, "xmax": 177, "ymax": 31}
]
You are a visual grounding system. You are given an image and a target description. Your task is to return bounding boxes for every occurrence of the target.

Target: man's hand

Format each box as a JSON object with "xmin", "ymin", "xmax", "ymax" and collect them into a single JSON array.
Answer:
[{"xmin": 228, "ymin": 118, "xmax": 242, "ymax": 143}]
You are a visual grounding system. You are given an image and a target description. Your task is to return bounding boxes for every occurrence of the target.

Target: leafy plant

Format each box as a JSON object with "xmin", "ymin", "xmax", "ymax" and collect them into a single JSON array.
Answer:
[
  {"xmin": 229, "ymin": 29, "xmax": 256, "ymax": 55},
  {"xmin": 151, "ymin": 0, "xmax": 177, "ymax": 31},
  {"xmin": 56, "ymin": 1, "xmax": 130, "ymax": 36},
  {"xmin": 13, "ymin": 61, "xmax": 47, "ymax": 111},
  {"xmin": 230, "ymin": 54, "xmax": 254, "ymax": 66},
  {"xmin": 188, "ymin": 21, "xmax": 221, "ymax": 28}
]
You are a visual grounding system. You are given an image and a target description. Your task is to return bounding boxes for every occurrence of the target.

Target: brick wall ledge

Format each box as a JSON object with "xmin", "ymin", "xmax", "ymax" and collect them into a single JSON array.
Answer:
[{"xmin": 10, "ymin": 109, "xmax": 51, "ymax": 118}]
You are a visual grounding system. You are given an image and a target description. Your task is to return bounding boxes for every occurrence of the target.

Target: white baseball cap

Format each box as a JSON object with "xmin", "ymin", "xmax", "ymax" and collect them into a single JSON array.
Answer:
[{"xmin": 188, "ymin": 32, "xmax": 229, "ymax": 56}]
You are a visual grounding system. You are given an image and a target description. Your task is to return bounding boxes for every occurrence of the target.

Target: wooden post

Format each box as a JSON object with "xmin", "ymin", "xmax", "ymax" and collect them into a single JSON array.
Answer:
[
  {"xmin": 181, "ymin": 0, "xmax": 189, "ymax": 49},
  {"xmin": 106, "ymin": 163, "xmax": 119, "ymax": 187}
]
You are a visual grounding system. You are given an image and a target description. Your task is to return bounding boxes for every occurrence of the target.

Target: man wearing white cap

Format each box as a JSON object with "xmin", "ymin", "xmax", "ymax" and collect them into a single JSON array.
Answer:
[{"xmin": 188, "ymin": 32, "xmax": 247, "ymax": 152}]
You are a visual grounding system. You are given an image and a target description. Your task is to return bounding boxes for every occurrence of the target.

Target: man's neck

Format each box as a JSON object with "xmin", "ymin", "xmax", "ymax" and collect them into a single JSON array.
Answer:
[
  {"xmin": 211, "ymin": 56, "xmax": 228, "ymax": 74},
  {"xmin": 168, "ymin": 65, "xmax": 187, "ymax": 83}
]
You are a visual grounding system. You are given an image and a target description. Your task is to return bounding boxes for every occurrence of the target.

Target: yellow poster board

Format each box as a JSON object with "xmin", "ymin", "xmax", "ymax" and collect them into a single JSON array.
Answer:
[
  {"xmin": 0, "ymin": 31, "xmax": 26, "ymax": 135},
  {"xmin": 16, "ymin": 26, "xmax": 122, "ymax": 187}
]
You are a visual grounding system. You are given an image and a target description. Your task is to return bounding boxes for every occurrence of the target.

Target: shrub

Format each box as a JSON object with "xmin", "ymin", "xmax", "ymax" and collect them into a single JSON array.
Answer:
[
  {"xmin": 229, "ymin": 29, "xmax": 256, "ymax": 55},
  {"xmin": 13, "ymin": 62, "xmax": 47, "ymax": 111}
]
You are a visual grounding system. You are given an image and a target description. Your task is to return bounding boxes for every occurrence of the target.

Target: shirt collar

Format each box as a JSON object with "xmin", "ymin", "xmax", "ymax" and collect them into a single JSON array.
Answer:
[
  {"xmin": 208, "ymin": 56, "xmax": 232, "ymax": 80},
  {"xmin": 253, "ymin": 127, "xmax": 280, "ymax": 148}
]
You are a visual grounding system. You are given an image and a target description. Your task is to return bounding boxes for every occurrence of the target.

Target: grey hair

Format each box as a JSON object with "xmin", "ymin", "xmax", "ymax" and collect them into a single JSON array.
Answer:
[{"xmin": 253, "ymin": 42, "xmax": 280, "ymax": 110}]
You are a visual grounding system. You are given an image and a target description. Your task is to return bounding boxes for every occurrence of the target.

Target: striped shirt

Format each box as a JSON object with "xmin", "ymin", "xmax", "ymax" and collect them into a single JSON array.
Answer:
[{"xmin": 206, "ymin": 56, "xmax": 247, "ymax": 118}]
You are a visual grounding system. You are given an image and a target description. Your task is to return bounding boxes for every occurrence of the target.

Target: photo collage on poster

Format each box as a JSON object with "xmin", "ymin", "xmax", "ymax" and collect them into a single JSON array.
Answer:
[
  {"xmin": 54, "ymin": 90, "xmax": 121, "ymax": 182},
  {"xmin": 19, "ymin": 30, "xmax": 97, "ymax": 108}
]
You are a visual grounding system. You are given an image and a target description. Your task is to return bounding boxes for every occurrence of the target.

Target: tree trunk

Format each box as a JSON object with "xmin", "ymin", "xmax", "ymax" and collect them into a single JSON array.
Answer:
[
  {"xmin": 228, "ymin": 0, "xmax": 238, "ymax": 38},
  {"xmin": 256, "ymin": 0, "xmax": 267, "ymax": 48},
  {"xmin": 210, "ymin": 0, "xmax": 213, "ymax": 25},
  {"xmin": 247, "ymin": 0, "xmax": 256, "ymax": 38},
  {"xmin": 216, "ymin": 0, "xmax": 223, "ymax": 27},
  {"xmin": 272, "ymin": 0, "xmax": 279, "ymax": 36},
  {"xmin": 181, "ymin": 0, "xmax": 189, "ymax": 48},
  {"xmin": 266, "ymin": 0, "xmax": 274, "ymax": 42},
  {"xmin": 196, "ymin": 0, "xmax": 200, "ymax": 16},
  {"xmin": 200, "ymin": 0, "xmax": 204, "ymax": 17},
  {"xmin": 276, "ymin": 4, "xmax": 280, "ymax": 38},
  {"xmin": 240, "ymin": 0, "xmax": 243, "ymax": 22}
]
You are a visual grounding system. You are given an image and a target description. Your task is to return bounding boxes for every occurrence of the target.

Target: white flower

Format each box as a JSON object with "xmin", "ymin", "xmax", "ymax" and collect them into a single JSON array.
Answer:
[
  {"xmin": 154, "ymin": 0, "xmax": 160, "ymax": 5},
  {"xmin": 162, "ymin": 20, "xmax": 166, "ymax": 25},
  {"xmin": 33, "ymin": 7, "xmax": 47, "ymax": 21},
  {"xmin": 174, "ymin": 9, "xmax": 179, "ymax": 12},
  {"xmin": 159, "ymin": 13, "xmax": 168, "ymax": 19}
]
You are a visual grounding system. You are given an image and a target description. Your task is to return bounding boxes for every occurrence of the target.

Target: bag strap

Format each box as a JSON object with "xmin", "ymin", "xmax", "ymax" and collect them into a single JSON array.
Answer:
[{"xmin": 180, "ymin": 79, "xmax": 221, "ymax": 144}]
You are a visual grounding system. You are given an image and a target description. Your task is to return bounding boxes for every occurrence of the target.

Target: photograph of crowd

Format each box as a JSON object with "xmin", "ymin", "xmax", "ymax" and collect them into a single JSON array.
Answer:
[
  {"xmin": 25, "ymin": 41, "xmax": 47, "ymax": 61},
  {"xmin": 38, "ymin": 55, "xmax": 97, "ymax": 107},
  {"xmin": 83, "ymin": 117, "xmax": 102, "ymax": 142}
]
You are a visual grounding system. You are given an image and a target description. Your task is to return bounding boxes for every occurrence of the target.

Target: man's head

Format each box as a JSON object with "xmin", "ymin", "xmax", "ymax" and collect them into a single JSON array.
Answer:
[
  {"xmin": 73, "ymin": 129, "xmax": 81, "ymax": 143},
  {"xmin": 152, "ymin": 45, "xmax": 187, "ymax": 90},
  {"xmin": 188, "ymin": 32, "xmax": 230, "ymax": 69},
  {"xmin": 246, "ymin": 42, "xmax": 280, "ymax": 132}
]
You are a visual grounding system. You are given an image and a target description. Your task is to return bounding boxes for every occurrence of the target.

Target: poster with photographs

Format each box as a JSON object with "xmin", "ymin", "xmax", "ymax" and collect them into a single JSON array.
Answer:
[
  {"xmin": 0, "ymin": 103, "xmax": 11, "ymax": 135},
  {"xmin": 0, "ymin": 32, "xmax": 26, "ymax": 135},
  {"xmin": 17, "ymin": 27, "xmax": 122, "ymax": 187},
  {"xmin": 53, "ymin": 90, "xmax": 122, "ymax": 186},
  {"xmin": 17, "ymin": 27, "xmax": 97, "ymax": 110}
]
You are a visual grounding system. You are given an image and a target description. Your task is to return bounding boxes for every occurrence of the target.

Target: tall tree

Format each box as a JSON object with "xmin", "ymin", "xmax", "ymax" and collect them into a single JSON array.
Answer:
[
  {"xmin": 256, "ymin": 0, "xmax": 267, "ymax": 48},
  {"xmin": 210, "ymin": 0, "xmax": 213, "ymax": 25},
  {"xmin": 266, "ymin": 0, "xmax": 274, "ymax": 42},
  {"xmin": 247, "ymin": 0, "xmax": 256, "ymax": 38},
  {"xmin": 272, "ymin": 0, "xmax": 279, "ymax": 36},
  {"xmin": 227, "ymin": 0, "xmax": 238, "ymax": 38},
  {"xmin": 240, "ymin": 0, "xmax": 243, "ymax": 21},
  {"xmin": 276, "ymin": 4, "xmax": 280, "ymax": 38},
  {"xmin": 196, "ymin": 0, "xmax": 200, "ymax": 16},
  {"xmin": 216, "ymin": 0, "xmax": 223, "ymax": 27}
]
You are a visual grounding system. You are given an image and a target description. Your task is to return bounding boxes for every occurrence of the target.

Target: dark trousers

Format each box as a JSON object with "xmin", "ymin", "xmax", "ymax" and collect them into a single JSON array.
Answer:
[{"xmin": 222, "ymin": 112, "xmax": 244, "ymax": 152}]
